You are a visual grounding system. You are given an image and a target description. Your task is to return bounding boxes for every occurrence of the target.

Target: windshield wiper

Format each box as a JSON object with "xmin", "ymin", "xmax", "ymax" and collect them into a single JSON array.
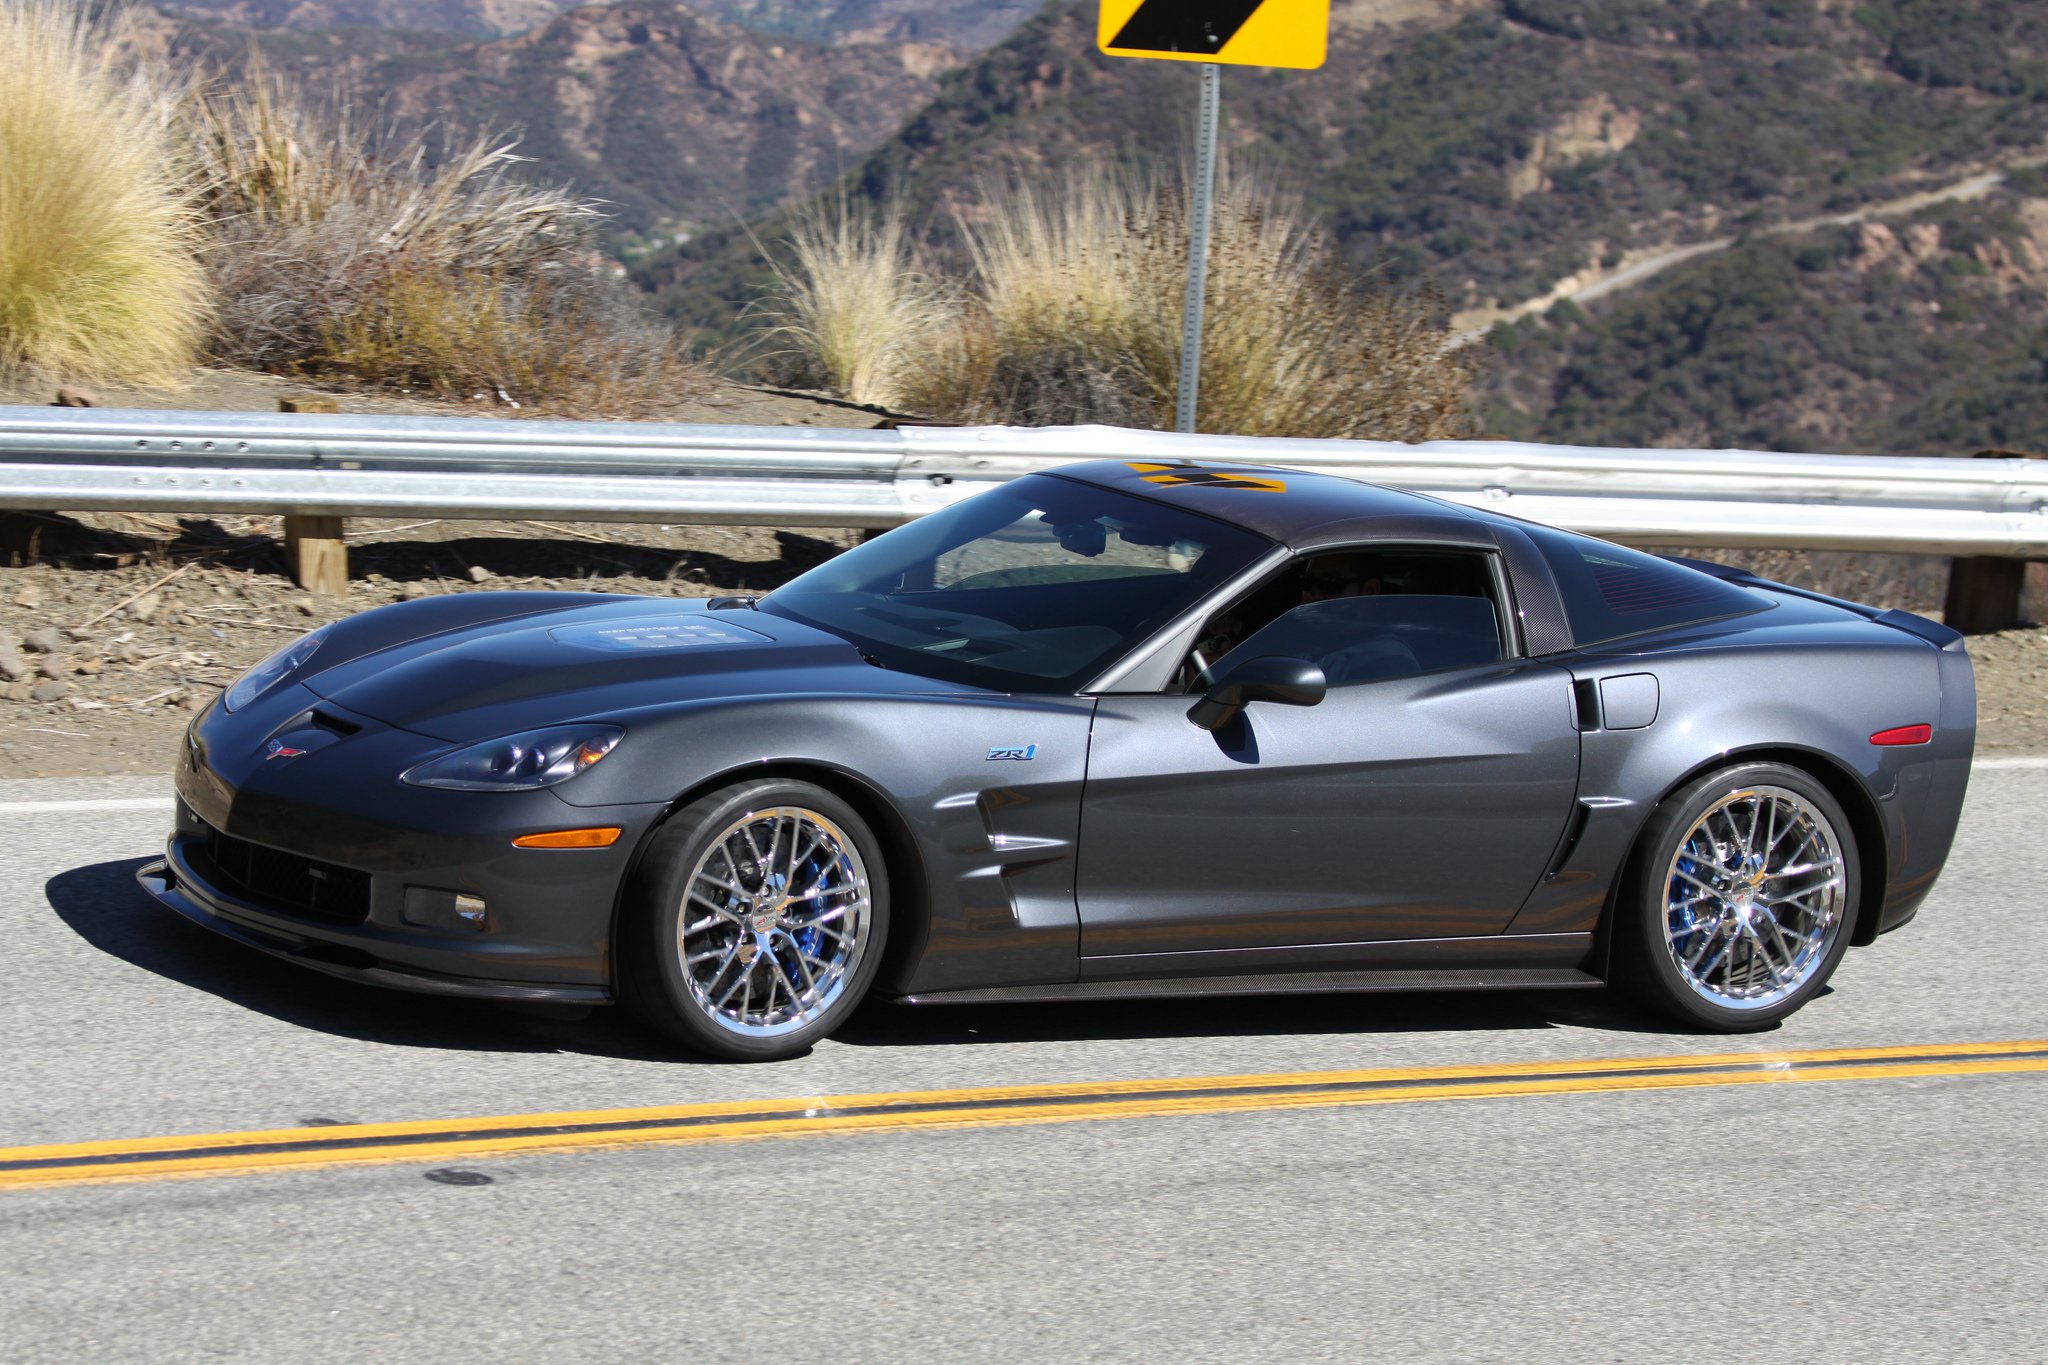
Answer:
[
  {"xmin": 706, "ymin": 594, "xmax": 758, "ymax": 611},
  {"xmin": 855, "ymin": 649, "xmax": 889, "ymax": 670}
]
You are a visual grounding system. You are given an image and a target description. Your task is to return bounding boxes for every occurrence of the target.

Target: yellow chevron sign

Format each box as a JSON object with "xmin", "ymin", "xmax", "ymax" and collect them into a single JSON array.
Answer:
[{"xmin": 1099, "ymin": 0, "xmax": 1329, "ymax": 70}]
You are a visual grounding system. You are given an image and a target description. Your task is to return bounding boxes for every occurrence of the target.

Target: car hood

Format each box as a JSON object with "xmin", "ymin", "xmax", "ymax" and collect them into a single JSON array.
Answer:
[{"xmin": 300, "ymin": 597, "xmax": 974, "ymax": 742}]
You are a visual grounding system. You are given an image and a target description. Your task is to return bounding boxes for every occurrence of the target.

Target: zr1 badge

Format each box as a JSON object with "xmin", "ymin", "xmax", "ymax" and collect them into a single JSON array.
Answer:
[{"xmin": 987, "ymin": 745, "xmax": 1039, "ymax": 762}]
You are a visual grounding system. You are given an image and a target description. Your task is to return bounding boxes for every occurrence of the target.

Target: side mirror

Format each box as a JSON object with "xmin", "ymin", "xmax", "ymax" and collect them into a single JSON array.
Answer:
[{"xmin": 1187, "ymin": 655, "xmax": 1327, "ymax": 731}]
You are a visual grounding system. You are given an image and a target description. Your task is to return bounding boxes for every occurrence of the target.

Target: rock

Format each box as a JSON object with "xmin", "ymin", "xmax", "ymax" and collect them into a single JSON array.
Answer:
[
  {"xmin": 52, "ymin": 386, "xmax": 98, "ymax": 408},
  {"xmin": 4, "ymin": 679, "xmax": 32, "ymax": 702},
  {"xmin": 0, "ymin": 647, "xmax": 25, "ymax": 682},
  {"xmin": 295, "ymin": 598, "xmax": 319, "ymax": 617},
  {"xmin": 75, "ymin": 657, "xmax": 102, "ymax": 676},
  {"xmin": 36, "ymin": 655, "xmax": 67, "ymax": 680},
  {"xmin": 1903, "ymin": 222, "xmax": 1943, "ymax": 264},
  {"xmin": 128, "ymin": 592, "xmax": 160, "ymax": 623},
  {"xmin": 63, "ymin": 626, "xmax": 93, "ymax": 643},
  {"xmin": 1852, "ymin": 221, "xmax": 1899, "ymax": 273},
  {"xmin": 180, "ymin": 692, "xmax": 208, "ymax": 712},
  {"xmin": 22, "ymin": 627, "xmax": 60, "ymax": 654},
  {"xmin": 31, "ymin": 680, "xmax": 69, "ymax": 703},
  {"xmin": 467, "ymin": 565, "xmax": 494, "ymax": 583},
  {"xmin": 14, "ymin": 584, "xmax": 40, "ymax": 609}
]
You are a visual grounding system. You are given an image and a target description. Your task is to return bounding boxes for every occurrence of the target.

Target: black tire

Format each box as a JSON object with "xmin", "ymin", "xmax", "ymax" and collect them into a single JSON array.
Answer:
[
  {"xmin": 618, "ymin": 778, "xmax": 890, "ymax": 1061},
  {"xmin": 1616, "ymin": 761, "xmax": 1859, "ymax": 1032}
]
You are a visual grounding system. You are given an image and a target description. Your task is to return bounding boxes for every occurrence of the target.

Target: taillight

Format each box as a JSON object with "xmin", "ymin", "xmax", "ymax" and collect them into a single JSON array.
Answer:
[{"xmin": 1870, "ymin": 724, "xmax": 1933, "ymax": 746}]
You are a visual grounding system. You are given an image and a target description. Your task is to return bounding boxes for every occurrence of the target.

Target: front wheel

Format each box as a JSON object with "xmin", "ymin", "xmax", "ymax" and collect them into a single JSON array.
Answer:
[
  {"xmin": 619, "ymin": 779, "xmax": 889, "ymax": 1061},
  {"xmin": 1617, "ymin": 762, "xmax": 1858, "ymax": 1031}
]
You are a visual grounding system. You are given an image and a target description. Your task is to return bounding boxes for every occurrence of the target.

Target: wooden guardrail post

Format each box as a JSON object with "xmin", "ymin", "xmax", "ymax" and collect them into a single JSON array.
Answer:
[
  {"xmin": 285, "ymin": 515, "xmax": 347, "ymax": 595},
  {"xmin": 1943, "ymin": 448, "xmax": 2047, "ymax": 634},
  {"xmin": 277, "ymin": 396, "xmax": 348, "ymax": 594}
]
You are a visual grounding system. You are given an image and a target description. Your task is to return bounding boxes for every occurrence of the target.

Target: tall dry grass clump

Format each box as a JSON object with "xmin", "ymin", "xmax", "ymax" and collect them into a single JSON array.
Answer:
[
  {"xmin": 772, "ymin": 169, "xmax": 1474, "ymax": 440},
  {"xmin": 0, "ymin": 0, "xmax": 211, "ymax": 384},
  {"xmin": 184, "ymin": 62, "xmax": 699, "ymax": 412},
  {"xmin": 939, "ymin": 172, "xmax": 1169, "ymax": 427},
  {"xmin": 757, "ymin": 196, "xmax": 949, "ymax": 410}
]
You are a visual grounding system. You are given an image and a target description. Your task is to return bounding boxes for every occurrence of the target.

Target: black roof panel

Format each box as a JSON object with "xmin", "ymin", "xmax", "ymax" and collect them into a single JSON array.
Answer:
[{"xmin": 1043, "ymin": 458, "xmax": 1493, "ymax": 550}]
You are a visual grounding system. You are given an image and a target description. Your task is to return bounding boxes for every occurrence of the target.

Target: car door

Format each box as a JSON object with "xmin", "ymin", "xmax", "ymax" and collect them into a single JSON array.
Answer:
[{"xmin": 1075, "ymin": 546, "xmax": 1581, "ymax": 973}]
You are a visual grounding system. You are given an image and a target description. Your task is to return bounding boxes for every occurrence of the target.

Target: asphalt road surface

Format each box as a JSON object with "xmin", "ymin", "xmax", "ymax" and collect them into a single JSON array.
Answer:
[{"xmin": 2, "ymin": 763, "xmax": 2044, "ymax": 1362}]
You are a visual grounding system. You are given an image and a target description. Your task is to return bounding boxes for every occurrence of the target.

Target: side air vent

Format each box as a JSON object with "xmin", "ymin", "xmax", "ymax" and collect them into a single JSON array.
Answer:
[
  {"xmin": 308, "ymin": 709, "xmax": 362, "ymax": 737},
  {"xmin": 1572, "ymin": 678, "xmax": 1601, "ymax": 731}
]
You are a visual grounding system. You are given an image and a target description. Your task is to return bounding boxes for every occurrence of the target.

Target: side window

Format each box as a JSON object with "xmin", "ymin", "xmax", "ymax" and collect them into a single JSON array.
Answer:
[{"xmin": 1185, "ymin": 548, "xmax": 1508, "ymax": 690}]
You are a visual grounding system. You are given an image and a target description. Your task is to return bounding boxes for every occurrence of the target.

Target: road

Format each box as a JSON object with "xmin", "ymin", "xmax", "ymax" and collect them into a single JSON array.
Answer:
[{"xmin": 2, "ymin": 764, "xmax": 2044, "ymax": 1362}]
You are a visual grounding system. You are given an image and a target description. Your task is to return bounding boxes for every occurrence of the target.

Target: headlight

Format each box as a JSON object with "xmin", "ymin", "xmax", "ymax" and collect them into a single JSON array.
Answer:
[
  {"xmin": 223, "ymin": 627, "xmax": 329, "ymax": 713},
  {"xmin": 400, "ymin": 725, "xmax": 623, "ymax": 792}
]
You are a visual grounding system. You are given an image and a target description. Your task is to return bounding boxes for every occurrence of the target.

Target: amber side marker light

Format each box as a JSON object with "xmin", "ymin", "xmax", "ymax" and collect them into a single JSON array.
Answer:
[
  {"xmin": 1870, "ymin": 725, "xmax": 1933, "ymax": 746},
  {"xmin": 512, "ymin": 828, "xmax": 623, "ymax": 849}
]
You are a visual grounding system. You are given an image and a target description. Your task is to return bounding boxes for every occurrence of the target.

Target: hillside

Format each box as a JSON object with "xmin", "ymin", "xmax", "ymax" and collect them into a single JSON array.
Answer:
[
  {"xmin": 170, "ymin": 2, "xmax": 962, "ymax": 235},
  {"xmin": 651, "ymin": 0, "xmax": 2048, "ymax": 310},
  {"xmin": 159, "ymin": 0, "xmax": 1033, "ymax": 43},
  {"xmin": 1479, "ymin": 183, "xmax": 2048, "ymax": 454}
]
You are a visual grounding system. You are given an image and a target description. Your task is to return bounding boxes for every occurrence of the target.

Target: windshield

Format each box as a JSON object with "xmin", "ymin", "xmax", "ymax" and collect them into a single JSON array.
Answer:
[{"xmin": 759, "ymin": 474, "xmax": 1272, "ymax": 692}]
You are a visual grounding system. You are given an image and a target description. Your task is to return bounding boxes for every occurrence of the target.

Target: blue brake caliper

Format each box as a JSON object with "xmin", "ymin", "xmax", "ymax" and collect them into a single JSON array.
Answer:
[
  {"xmin": 792, "ymin": 851, "xmax": 825, "ymax": 965},
  {"xmin": 1671, "ymin": 852, "xmax": 1702, "ymax": 941}
]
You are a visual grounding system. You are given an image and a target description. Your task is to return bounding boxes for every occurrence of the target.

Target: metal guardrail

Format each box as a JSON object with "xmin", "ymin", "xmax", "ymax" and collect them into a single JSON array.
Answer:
[{"xmin": 2, "ymin": 405, "xmax": 2046, "ymax": 558}]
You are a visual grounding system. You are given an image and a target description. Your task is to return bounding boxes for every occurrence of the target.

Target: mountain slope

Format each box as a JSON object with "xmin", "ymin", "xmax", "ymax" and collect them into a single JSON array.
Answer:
[
  {"xmin": 1480, "ymin": 184, "xmax": 2048, "ymax": 455},
  {"xmin": 644, "ymin": 0, "xmax": 2048, "ymax": 318},
  {"xmin": 160, "ymin": 0, "xmax": 1033, "ymax": 43},
  {"xmin": 171, "ymin": 2, "xmax": 962, "ymax": 234}
]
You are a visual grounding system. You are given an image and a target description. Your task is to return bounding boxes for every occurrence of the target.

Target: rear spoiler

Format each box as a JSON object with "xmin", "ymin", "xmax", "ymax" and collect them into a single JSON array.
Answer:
[{"xmin": 1662, "ymin": 555, "xmax": 1965, "ymax": 651}]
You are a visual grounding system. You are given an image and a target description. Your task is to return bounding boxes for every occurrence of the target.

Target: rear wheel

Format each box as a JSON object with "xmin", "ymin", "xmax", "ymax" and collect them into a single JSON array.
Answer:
[
  {"xmin": 619, "ymin": 779, "xmax": 888, "ymax": 1061},
  {"xmin": 1618, "ymin": 762, "xmax": 1857, "ymax": 1031}
]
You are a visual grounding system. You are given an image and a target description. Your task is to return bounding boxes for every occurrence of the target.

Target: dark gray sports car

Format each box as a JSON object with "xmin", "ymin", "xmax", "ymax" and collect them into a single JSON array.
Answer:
[{"xmin": 141, "ymin": 459, "xmax": 1975, "ymax": 1059}]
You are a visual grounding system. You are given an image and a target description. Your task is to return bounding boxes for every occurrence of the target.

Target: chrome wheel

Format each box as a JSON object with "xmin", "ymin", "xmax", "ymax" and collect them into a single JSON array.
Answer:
[
  {"xmin": 678, "ymin": 805, "xmax": 874, "ymax": 1038},
  {"xmin": 1662, "ymin": 785, "xmax": 1848, "ymax": 1011}
]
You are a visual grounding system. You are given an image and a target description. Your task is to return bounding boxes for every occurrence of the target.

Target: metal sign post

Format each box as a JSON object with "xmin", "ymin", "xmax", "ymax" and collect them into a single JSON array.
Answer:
[
  {"xmin": 1098, "ymin": 0, "xmax": 1328, "ymax": 433},
  {"xmin": 1176, "ymin": 63, "xmax": 1222, "ymax": 434}
]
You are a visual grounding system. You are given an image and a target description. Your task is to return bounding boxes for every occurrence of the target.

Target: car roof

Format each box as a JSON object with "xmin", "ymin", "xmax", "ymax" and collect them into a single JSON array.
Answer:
[{"xmin": 1041, "ymin": 458, "xmax": 1496, "ymax": 552}]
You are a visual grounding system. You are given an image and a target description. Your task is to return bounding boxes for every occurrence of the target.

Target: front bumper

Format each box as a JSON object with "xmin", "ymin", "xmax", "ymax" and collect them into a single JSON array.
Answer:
[
  {"xmin": 138, "ymin": 855, "xmax": 611, "ymax": 1004},
  {"xmin": 149, "ymin": 689, "xmax": 670, "ymax": 1003}
]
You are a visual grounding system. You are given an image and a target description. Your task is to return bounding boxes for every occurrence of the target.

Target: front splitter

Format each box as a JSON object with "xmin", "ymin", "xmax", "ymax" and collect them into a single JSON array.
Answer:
[{"xmin": 136, "ymin": 858, "xmax": 611, "ymax": 1006}]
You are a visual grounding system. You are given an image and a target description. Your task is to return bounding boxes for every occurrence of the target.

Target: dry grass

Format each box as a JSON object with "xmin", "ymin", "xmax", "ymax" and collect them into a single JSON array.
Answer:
[
  {"xmin": 756, "ymin": 195, "xmax": 950, "ymax": 409},
  {"xmin": 314, "ymin": 267, "xmax": 700, "ymax": 413},
  {"xmin": 774, "ymin": 169, "xmax": 1475, "ymax": 439},
  {"xmin": 178, "ymin": 60, "xmax": 702, "ymax": 411},
  {"xmin": 0, "ymin": 0, "xmax": 211, "ymax": 384}
]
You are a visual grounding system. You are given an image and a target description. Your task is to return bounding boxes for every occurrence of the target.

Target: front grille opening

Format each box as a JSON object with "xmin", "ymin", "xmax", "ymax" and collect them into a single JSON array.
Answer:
[{"xmin": 197, "ymin": 823, "xmax": 372, "ymax": 925}]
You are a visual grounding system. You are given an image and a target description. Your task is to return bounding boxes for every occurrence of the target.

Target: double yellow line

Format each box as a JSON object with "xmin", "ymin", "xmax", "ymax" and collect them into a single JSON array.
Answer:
[{"xmin": 4, "ymin": 1040, "xmax": 2041, "ymax": 1192}]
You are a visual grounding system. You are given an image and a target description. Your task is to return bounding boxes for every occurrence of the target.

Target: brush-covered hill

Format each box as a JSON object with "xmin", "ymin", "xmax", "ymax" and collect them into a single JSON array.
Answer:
[
  {"xmin": 169, "ymin": 1, "xmax": 963, "ymax": 235},
  {"xmin": 160, "ymin": 0, "xmax": 1033, "ymax": 43},
  {"xmin": 1480, "ymin": 182, "xmax": 2048, "ymax": 453},
  {"xmin": 636, "ymin": 0, "xmax": 2047, "ymax": 453}
]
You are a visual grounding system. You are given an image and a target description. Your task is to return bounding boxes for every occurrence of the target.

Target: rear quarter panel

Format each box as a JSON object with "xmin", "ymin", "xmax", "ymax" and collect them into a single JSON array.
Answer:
[{"xmin": 1508, "ymin": 607, "xmax": 1973, "ymax": 948}]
